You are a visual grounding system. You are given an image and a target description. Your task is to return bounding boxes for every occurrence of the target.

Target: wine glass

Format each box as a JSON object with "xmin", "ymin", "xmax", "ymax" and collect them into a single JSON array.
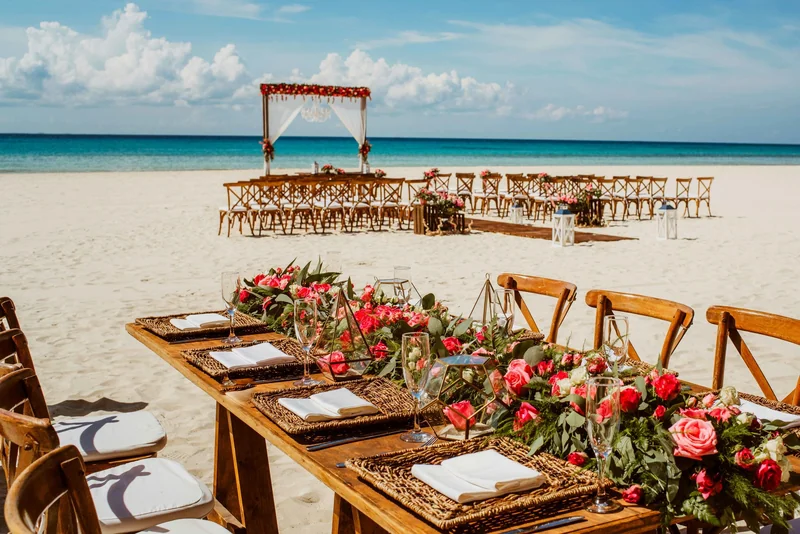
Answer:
[
  {"xmin": 586, "ymin": 377, "xmax": 622, "ymax": 514},
  {"xmin": 602, "ymin": 315, "xmax": 629, "ymax": 376},
  {"xmin": 221, "ymin": 271, "xmax": 242, "ymax": 344},
  {"xmin": 400, "ymin": 332, "xmax": 433, "ymax": 443},
  {"xmin": 294, "ymin": 298, "xmax": 322, "ymax": 387},
  {"xmin": 393, "ymin": 265, "xmax": 412, "ymax": 303}
]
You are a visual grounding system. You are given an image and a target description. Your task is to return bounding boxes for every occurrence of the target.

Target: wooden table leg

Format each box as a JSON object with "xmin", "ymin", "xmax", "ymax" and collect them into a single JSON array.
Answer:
[
  {"xmin": 214, "ymin": 402, "xmax": 280, "ymax": 533},
  {"xmin": 332, "ymin": 494, "xmax": 388, "ymax": 534}
]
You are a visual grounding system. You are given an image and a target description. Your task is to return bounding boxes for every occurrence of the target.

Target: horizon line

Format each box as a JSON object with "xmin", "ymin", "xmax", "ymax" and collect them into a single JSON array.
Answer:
[{"xmin": 2, "ymin": 132, "xmax": 800, "ymax": 148}]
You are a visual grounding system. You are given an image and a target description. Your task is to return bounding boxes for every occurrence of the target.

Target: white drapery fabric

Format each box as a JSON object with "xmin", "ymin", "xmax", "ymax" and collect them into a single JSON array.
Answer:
[
  {"xmin": 264, "ymin": 95, "xmax": 305, "ymax": 173},
  {"xmin": 329, "ymin": 97, "xmax": 367, "ymax": 166}
]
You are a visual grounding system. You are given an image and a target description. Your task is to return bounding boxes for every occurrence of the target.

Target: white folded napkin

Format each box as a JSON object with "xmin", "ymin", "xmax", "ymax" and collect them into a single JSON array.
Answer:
[
  {"xmin": 170, "ymin": 313, "xmax": 229, "ymax": 330},
  {"xmin": 278, "ymin": 388, "xmax": 379, "ymax": 422},
  {"xmin": 740, "ymin": 399, "xmax": 800, "ymax": 429},
  {"xmin": 411, "ymin": 449, "xmax": 546, "ymax": 504},
  {"xmin": 209, "ymin": 342, "xmax": 295, "ymax": 370}
]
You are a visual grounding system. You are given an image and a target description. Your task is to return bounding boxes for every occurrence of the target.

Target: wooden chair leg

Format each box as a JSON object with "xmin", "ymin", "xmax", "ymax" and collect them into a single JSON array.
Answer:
[{"xmin": 218, "ymin": 212, "xmax": 226, "ymax": 236}]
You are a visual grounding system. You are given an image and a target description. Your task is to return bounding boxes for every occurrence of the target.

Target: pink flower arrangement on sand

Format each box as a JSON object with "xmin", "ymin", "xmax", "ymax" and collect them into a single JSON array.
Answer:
[
  {"xmin": 480, "ymin": 169, "xmax": 492, "ymax": 178},
  {"xmin": 374, "ymin": 169, "xmax": 386, "ymax": 178},
  {"xmin": 423, "ymin": 167, "xmax": 440, "ymax": 179}
]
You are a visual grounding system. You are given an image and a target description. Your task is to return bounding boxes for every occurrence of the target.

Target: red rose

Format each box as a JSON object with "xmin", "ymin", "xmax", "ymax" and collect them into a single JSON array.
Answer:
[
  {"xmin": 735, "ymin": 448, "xmax": 755, "ymax": 470},
  {"xmin": 504, "ymin": 359, "xmax": 533, "ymax": 396},
  {"xmin": 371, "ymin": 341, "xmax": 389, "ymax": 360},
  {"xmin": 596, "ymin": 399, "xmax": 614, "ymax": 423},
  {"xmin": 318, "ymin": 351, "xmax": 349, "ymax": 376},
  {"xmin": 548, "ymin": 370, "xmax": 569, "ymax": 385},
  {"xmin": 512, "ymin": 402, "xmax": 539, "ymax": 431},
  {"xmin": 238, "ymin": 289, "xmax": 250, "ymax": 302},
  {"xmin": 444, "ymin": 400, "xmax": 476, "ymax": 431},
  {"xmin": 679, "ymin": 408, "xmax": 708, "ymax": 420},
  {"xmin": 619, "ymin": 387, "xmax": 642, "ymax": 413},
  {"xmin": 622, "ymin": 484, "xmax": 643, "ymax": 504},
  {"xmin": 652, "ymin": 373, "xmax": 681, "ymax": 401},
  {"xmin": 708, "ymin": 407, "xmax": 733, "ymax": 423},
  {"xmin": 754, "ymin": 459, "xmax": 782, "ymax": 491},
  {"xmin": 442, "ymin": 337, "xmax": 463, "ymax": 354},
  {"xmin": 653, "ymin": 405, "xmax": 666, "ymax": 419},
  {"xmin": 567, "ymin": 451, "xmax": 587, "ymax": 466},
  {"xmin": 536, "ymin": 359, "xmax": 554, "ymax": 377},
  {"xmin": 694, "ymin": 469, "xmax": 723, "ymax": 500},
  {"xmin": 586, "ymin": 356, "xmax": 607, "ymax": 375}
]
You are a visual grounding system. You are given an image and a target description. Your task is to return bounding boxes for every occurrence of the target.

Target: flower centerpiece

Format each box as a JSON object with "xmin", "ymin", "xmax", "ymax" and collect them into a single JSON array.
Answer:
[
  {"xmin": 416, "ymin": 188, "xmax": 465, "ymax": 218},
  {"xmin": 260, "ymin": 138, "xmax": 274, "ymax": 161},
  {"xmin": 480, "ymin": 169, "xmax": 492, "ymax": 178},
  {"xmin": 320, "ymin": 164, "xmax": 334, "ymax": 175},
  {"xmin": 548, "ymin": 182, "xmax": 602, "ymax": 226},
  {"xmin": 359, "ymin": 141, "xmax": 372, "ymax": 162},
  {"xmin": 423, "ymin": 167, "xmax": 440, "ymax": 180},
  {"xmin": 374, "ymin": 169, "xmax": 387, "ymax": 178},
  {"xmin": 537, "ymin": 172, "xmax": 552, "ymax": 183},
  {"xmin": 492, "ymin": 344, "xmax": 800, "ymax": 531},
  {"xmin": 335, "ymin": 167, "xmax": 346, "ymax": 175}
]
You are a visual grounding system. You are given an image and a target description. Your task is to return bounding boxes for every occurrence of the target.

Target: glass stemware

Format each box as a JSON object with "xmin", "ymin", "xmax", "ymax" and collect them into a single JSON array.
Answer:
[
  {"xmin": 221, "ymin": 271, "xmax": 242, "ymax": 344},
  {"xmin": 586, "ymin": 377, "xmax": 622, "ymax": 514},
  {"xmin": 293, "ymin": 298, "xmax": 322, "ymax": 387},
  {"xmin": 400, "ymin": 332, "xmax": 433, "ymax": 443},
  {"xmin": 602, "ymin": 315, "xmax": 629, "ymax": 376},
  {"xmin": 495, "ymin": 288, "xmax": 516, "ymax": 334},
  {"xmin": 393, "ymin": 265, "xmax": 412, "ymax": 303}
]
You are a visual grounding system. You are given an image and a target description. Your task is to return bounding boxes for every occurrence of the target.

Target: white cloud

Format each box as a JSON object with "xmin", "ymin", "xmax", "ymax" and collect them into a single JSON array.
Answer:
[
  {"xmin": 173, "ymin": 0, "xmax": 261, "ymax": 19},
  {"xmin": 527, "ymin": 104, "xmax": 628, "ymax": 122},
  {"xmin": 355, "ymin": 31, "xmax": 460, "ymax": 50},
  {"xmin": 309, "ymin": 49, "xmax": 510, "ymax": 113},
  {"xmin": 277, "ymin": 4, "xmax": 310, "ymax": 15},
  {"xmin": 0, "ymin": 3, "xmax": 250, "ymax": 106}
]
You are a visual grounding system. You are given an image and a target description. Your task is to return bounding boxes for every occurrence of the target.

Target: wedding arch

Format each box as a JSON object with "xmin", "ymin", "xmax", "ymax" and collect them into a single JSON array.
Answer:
[{"xmin": 259, "ymin": 83, "xmax": 372, "ymax": 174}]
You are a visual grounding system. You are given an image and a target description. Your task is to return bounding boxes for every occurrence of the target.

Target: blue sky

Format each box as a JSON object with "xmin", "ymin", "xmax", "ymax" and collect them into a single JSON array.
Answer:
[{"xmin": 1, "ymin": 1, "xmax": 799, "ymax": 143}]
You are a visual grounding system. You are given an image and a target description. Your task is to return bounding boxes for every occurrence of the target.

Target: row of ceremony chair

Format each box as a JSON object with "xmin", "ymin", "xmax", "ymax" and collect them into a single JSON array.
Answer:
[
  {"xmin": 498, "ymin": 273, "xmax": 800, "ymax": 403},
  {"xmin": 0, "ymin": 298, "xmax": 229, "ymax": 534},
  {"xmin": 219, "ymin": 173, "xmax": 715, "ymax": 236}
]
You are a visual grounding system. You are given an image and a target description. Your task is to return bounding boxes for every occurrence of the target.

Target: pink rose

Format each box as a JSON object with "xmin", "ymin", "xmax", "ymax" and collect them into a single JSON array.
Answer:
[
  {"xmin": 361, "ymin": 285, "xmax": 374, "ymax": 302},
  {"xmin": 595, "ymin": 399, "xmax": 614, "ymax": 423},
  {"xmin": 586, "ymin": 356, "xmax": 607, "ymax": 375},
  {"xmin": 444, "ymin": 400, "xmax": 476, "ymax": 431},
  {"xmin": 652, "ymin": 373, "xmax": 681, "ymax": 401},
  {"xmin": 254, "ymin": 273, "xmax": 268, "ymax": 286},
  {"xmin": 472, "ymin": 347, "xmax": 493, "ymax": 357},
  {"xmin": 622, "ymin": 484, "xmax": 643, "ymax": 504},
  {"xmin": 693, "ymin": 469, "xmax": 722, "ymax": 500},
  {"xmin": 371, "ymin": 341, "xmax": 389, "ymax": 360},
  {"xmin": 318, "ymin": 351, "xmax": 349, "ymax": 376},
  {"xmin": 567, "ymin": 451, "xmax": 587, "ymax": 466},
  {"xmin": 734, "ymin": 448, "xmax": 755, "ymax": 470},
  {"xmin": 701, "ymin": 393, "xmax": 717, "ymax": 408},
  {"xmin": 488, "ymin": 369, "xmax": 504, "ymax": 393},
  {"xmin": 679, "ymin": 408, "xmax": 708, "ymax": 420},
  {"xmin": 708, "ymin": 407, "xmax": 733, "ymax": 423},
  {"xmin": 560, "ymin": 353, "xmax": 573, "ymax": 366},
  {"xmin": 536, "ymin": 359, "xmax": 554, "ymax": 377},
  {"xmin": 512, "ymin": 402, "xmax": 539, "ymax": 431},
  {"xmin": 442, "ymin": 337, "xmax": 463, "ymax": 354},
  {"xmin": 261, "ymin": 296, "xmax": 273, "ymax": 310},
  {"xmin": 311, "ymin": 283, "xmax": 331, "ymax": 293},
  {"xmin": 504, "ymin": 359, "xmax": 533, "ymax": 396},
  {"xmin": 296, "ymin": 286, "xmax": 313, "ymax": 299},
  {"xmin": 669, "ymin": 418, "xmax": 718, "ymax": 460}
]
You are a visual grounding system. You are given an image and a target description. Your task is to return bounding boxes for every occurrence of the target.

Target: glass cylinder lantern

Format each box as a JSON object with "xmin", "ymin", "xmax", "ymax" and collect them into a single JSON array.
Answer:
[
  {"xmin": 313, "ymin": 161, "xmax": 319, "ymax": 175},
  {"xmin": 421, "ymin": 354, "xmax": 510, "ymax": 440},
  {"xmin": 510, "ymin": 202, "xmax": 525, "ymax": 225},
  {"xmin": 311, "ymin": 290, "xmax": 373, "ymax": 382},
  {"xmin": 657, "ymin": 203, "xmax": 678, "ymax": 240},
  {"xmin": 468, "ymin": 274, "xmax": 513, "ymax": 331},
  {"xmin": 552, "ymin": 207, "xmax": 575, "ymax": 247}
]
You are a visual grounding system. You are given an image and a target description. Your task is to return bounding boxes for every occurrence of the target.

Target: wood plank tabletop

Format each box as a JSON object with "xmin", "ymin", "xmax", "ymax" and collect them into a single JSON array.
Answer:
[{"xmin": 126, "ymin": 323, "xmax": 665, "ymax": 534}]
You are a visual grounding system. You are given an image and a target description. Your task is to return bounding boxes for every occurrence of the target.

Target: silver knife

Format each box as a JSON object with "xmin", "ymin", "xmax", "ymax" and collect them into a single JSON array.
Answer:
[{"xmin": 499, "ymin": 516, "xmax": 586, "ymax": 534}]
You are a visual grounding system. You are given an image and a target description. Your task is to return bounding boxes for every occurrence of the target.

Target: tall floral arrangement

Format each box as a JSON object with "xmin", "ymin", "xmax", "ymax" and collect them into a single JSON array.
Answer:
[
  {"xmin": 320, "ymin": 164, "xmax": 334, "ymax": 174},
  {"xmin": 480, "ymin": 169, "xmax": 492, "ymax": 178},
  {"xmin": 260, "ymin": 139, "xmax": 275, "ymax": 161},
  {"xmin": 359, "ymin": 141, "xmax": 372, "ymax": 161},
  {"xmin": 416, "ymin": 188, "xmax": 465, "ymax": 217},
  {"xmin": 423, "ymin": 167, "xmax": 440, "ymax": 180}
]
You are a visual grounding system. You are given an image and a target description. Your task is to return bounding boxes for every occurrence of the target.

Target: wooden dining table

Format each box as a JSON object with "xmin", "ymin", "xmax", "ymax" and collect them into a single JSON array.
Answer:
[{"xmin": 125, "ymin": 323, "xmax": 671, "ymax": 534}]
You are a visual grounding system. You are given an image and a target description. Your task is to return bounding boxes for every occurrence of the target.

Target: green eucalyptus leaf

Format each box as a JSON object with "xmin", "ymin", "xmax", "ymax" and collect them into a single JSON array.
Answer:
[
  {"xmin": 275, "ymin": 293, "xmax": 293, "ymax": 305},
  {"xmin": 565, "ymin": 410, "xmax": 586, "ymax": 428},
  {"xmin": 421, "ymin": 293, "xmax": 436, "ymax": 310},
  {"xmin": 428, "ymin": 317, "xmax": 444, "ymax": 337},
  {"xmin": 378, "ymin": 357, "xmax": 397, "ymax": 378},
  {"xmin": 453, "ymin": 318, "xmax": 473, "ymax": 338},
  {"xmin": 523, "ymin": 345, "xmax": 544, "ymax": 367},
  {"xmin": 528, "ymin": 435, "xmax": 544, "ymax": 455}
]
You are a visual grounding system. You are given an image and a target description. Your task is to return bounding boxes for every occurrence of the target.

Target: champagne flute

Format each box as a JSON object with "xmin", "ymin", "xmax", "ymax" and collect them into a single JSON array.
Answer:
[
  {"xmin": 221, "ymin": 271, "xmax": 242, "ymax": 344},
  {"xmin": 602, "ymin": 315, "xmax": 629, "ymax": 376},
  {"xmin": 400, "ymin": 332, "xmax": 433, "ymax": 443},
  {"xmin": 393, "ymin": 265, "xmax": 412, "ymax": 303},
  {"xmin": 586, "ymin": 377, "xmax": 622, "ymax": 514},
  {"xmin": 294, "ymin": 298, "xmax": 322, "ymax": 387}
]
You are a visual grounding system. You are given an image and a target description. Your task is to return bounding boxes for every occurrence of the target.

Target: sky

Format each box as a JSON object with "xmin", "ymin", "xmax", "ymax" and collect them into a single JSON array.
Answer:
[{"xmin": 1, "ymin": 1, "xmax": 799, "ymax": 143}]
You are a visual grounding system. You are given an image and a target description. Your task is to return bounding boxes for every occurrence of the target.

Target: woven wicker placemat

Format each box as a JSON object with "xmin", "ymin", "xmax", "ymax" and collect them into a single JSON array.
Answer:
[
  {"xmin": 182, "ymin": 339, "xmax": 309, "ymax": 383},
  {"xmin": 252, "ymin": 378, "xmax": 430, "ymax": 438},
  {"xmin": 623, "ymin": 360, "xmax": 678, "ymax": 383},
  {"xmin": 346, "ymin": 436, "xmax": 599, "ymax": 533},
  {"xmin": 135, "ymin": 310, "xmax": 270, "ymax": 342}
]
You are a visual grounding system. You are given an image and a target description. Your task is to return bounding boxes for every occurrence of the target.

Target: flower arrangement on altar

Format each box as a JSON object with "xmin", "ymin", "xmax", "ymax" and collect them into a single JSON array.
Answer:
[
  {"xmin": 260, "ymin": 139, "xmax": 274, "ymax": 161},
  {"xmin": 480, "ymin": 169, "xmax": 492, "ymax": 178},
  {"xmin": 335, "ymin": 168, "xmax": 346, "ymax": 175},
  {"xmin": 537, "ymin": 172, "xmax": 552, "ymax": 183},
  {"xmin": 374, "ymin": 169, "xmax": 386, "ymax": 178},
  {"xmin": 482, "ymin": 344, "xmax": 800, "ymax": 530},
  {"xmin": 320, "ymin": 164, "xmax": 334, "ymax": 174},
  {"xmin": 547, "ymin": 182, "xmax": 602, "ymax": 226},
  {"xmin": 260, "ymin": 83, "xmax": 371, "ymax": 99},
  {"xmin": 359, "ymin": 141, "xmax": 372, "ymax": 161},
  {"xmin": 416, "ymin": 188, "xmax": 465, "ymax": 217},
  {"xmin": 423, "ymin": 167, "xmax": 440, "ymax": 180}
]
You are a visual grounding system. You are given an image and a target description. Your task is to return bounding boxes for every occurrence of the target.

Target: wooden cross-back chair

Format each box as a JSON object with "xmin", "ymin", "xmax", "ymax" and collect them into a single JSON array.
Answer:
[
  {"xmin": 0, "ymin": 329, "xmax": 35, "ymax": 374},
  {"xmin": 315, "ymin": 180, "xmax": 350, "ymax": 233},
  {"xmin": 585, "ymin": 290, "xmax": 695, "ymax": 368},
  {"xmin": 692, "ymin": 176, "xmax": 714, "ymax": 217},
  {"xmin": 501, "ymin": 175, "xmax": 530, "ymax": 217},
  {"xmin": 401, "ymin": 178, "xmax": 428, "ymax": 223},
  {"xmin": 253, "ymin": 179, "xmax": 286, "ymax": 235},
  {"xmin": 474, "ymin": 174, "xmax": 502, "ymax": 216},
  {"xmin": 668, "ymin": 177, "xmax": 693, "ymax": 217},
  {"xmin": 708, "ymin": 306, "xmax": 800, "ymax": 404},
  {"xmin": 634, "ymin": 176, "xmax": 653, "ymax": 219},
  {"xmin": 454, "ymin": 173, "xmax": 475, "ymax": 212},
  {"xmin": 595, "ymin": 178, "xmax": 618, "ymax": 220},
  {"xmin": 371, "ymin": 178, "xmax": 404, "ymax": 230},
  {"xmin": 285, "ymin": 180, "xmax": 319, "ymax": 234},
  {"xmin": 497, "ymin": 274, "xmax": 577, "ymax": 344},
  {"xmin": 649, "ymin": 177, "xmax": 668, "ymax": 216},
  {"xmin": 1, "ymin": 297, "xmax": 21, "ymax": 332},
  {"xmin": 432, "ymin": 173, "xmax": 451, "ymax": 193},
  {"xmin": 348, "ymin": 179, "xmax": 376, "ymax": 229},
  {"xmin": 218, "ymin": 181, "xmax": 255, "ymax": 237}
]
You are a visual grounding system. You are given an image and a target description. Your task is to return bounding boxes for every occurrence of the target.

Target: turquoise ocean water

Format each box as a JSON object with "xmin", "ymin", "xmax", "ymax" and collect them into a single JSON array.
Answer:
[{"xmin": 2, "ymin": 134, "xmax": 800, "ymax": 173}]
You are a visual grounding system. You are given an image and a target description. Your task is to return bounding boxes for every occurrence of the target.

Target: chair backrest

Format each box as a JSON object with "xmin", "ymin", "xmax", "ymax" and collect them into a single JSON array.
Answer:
[
  {"xmin": 585, "ymin": 290, "xmax": 694, "ymax": 367},
  {"xmin": 697, "ymin": 177, "xmax": 714, "ymax": 199},
  {"xmin": 635, "ymin": 176, "xmax": 652, "ymax": 196},
  {"xmin": 0, "ymin": 368, "xmax": 57, "ymax": 487},
  {"xmin": 5, "ymin": 445, "xmax": 102, "ymax": 534},
  {"xmin": 611, "ymin": 176, "xmax": 628, "ymax": 196},
  {"xmin": 623, "ymin": 178, "xmax": 639, "ymax": 199},
  {"xmin": 1, "ymin": 297, "xmax": 21, "ymax": 331},
  {"xmin": 506, "ymin": 176, "xmax": 529, "ymax": 198},
  {"xmin": 707, "ymin": 306, "xmax": 800, "ymax": 403},
  {"xmin": 404, "ymin": 179, "xmax": 428, "ymax": 204},
  {"xmin": 0, "ymin": 330, "xmax": 36, "ymax": 373},
  {"xmin": 287, "ymin": 181, "xmax": 318, "ymax": 208},
  {"xmin": 222, "ymin": 181, "xmax": 255, "ymax": 211},
  {"xmin": 480, "ymin": 175, "xmax": 501, "ymax": 196},
  {"xmin": 497, "ymin": 274, "xmax": 577, "ymax": 344},
  {"xmin": 675, "ymin": 178, "xmax": 692, "ymax": 199},
  {"xmin": 455, "ymin": 174, "xmax": 475, "ymax": 195},
  {"xmin": 433, "ymin": 173, "xmax": 451, "ymax": 192},
  {"xmin": 597, "ymin": 178, "xmax": 616, "ymax": 198},
  {"xmin": 376, "ymin": 179, "xmax": 403, "ymax": 204},
  {"xmin": 650, "ymin": 178, "xmax": 667, "ymax": 198}
]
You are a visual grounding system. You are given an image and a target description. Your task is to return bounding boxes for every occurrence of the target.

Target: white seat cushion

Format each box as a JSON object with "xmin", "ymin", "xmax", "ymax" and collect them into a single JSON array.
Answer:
[
  {"xmin": 290, "ymin": 204, "xmax": 312, "ymax": 210},
  {"xmin": 55, "ymin": 411, "xmax": 167, "ymax": 463},
  {"xmin": 220, "ymin": 206, "xmax": 248, "ymax": 212},
  {"xmin": 89, "ymin": 458, "xmax": 214, "ymax": 534},
  {"xmin": 140, "ymin": 519, "xmax": 230, "ymax": 533}
]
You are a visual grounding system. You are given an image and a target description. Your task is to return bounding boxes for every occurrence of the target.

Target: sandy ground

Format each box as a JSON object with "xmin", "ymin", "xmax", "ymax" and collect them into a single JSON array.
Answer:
[{"xmin": 1, "ymin": 165, "xmax": 799, "ymax": 532}]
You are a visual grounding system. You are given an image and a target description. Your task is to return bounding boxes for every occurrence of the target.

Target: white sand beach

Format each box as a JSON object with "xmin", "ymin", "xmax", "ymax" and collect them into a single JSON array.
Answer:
[{"xmin": 1, "ymin": 165, "xmax": 799, "ymax": 532}]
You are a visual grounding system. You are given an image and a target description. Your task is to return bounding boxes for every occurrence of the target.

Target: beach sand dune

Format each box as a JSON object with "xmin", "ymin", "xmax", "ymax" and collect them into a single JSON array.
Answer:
[{"xmin": 1, "ymin": 165, "xmax": 799, "ymax": 532}]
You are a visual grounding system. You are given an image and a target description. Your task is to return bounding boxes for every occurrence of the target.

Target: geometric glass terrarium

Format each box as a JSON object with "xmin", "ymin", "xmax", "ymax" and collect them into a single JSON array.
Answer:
[
  {"xmin": 374, "ymin": 268, "xmax": 423, "ymax": 306},
  {"xmin": 420, "ymin": 354, "xmax": 509, "ymax": 440},
  {"xmin": 311, "ymin": 290, "xmax": 373, "ymax": 382},
  {"xmin": 467, "ymin": 273, "xmax": 513, "ymax": 333}
]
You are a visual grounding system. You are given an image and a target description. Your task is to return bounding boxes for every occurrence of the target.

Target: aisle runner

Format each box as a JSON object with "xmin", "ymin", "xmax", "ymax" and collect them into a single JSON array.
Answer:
[{"xmin": 466, "ymin": 218, "xmax": 635, "ymax": 243}]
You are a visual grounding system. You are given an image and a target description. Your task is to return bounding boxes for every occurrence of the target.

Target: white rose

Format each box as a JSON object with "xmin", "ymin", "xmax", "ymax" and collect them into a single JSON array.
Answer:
[
  {"xmin": 556, "ymin": 378, "xmax": 572, "ymax": 398},
  {"xmin": 736, "ymin": 412, "xmax": 755, "ymax": 426},
  {"xmin": 570, "ymin": 365, "xmax": 588, "ymax": 386},
  {"xmin": 764, "ymin": 436, "xmax": 786, "ymax": 461},
  {"xmin": 718, "ymin": 386, "xmax": 739, "ymax": 407},
  {"xmin": 463, "ymin": 368, "xmax": 475, "ymax": 383}
]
